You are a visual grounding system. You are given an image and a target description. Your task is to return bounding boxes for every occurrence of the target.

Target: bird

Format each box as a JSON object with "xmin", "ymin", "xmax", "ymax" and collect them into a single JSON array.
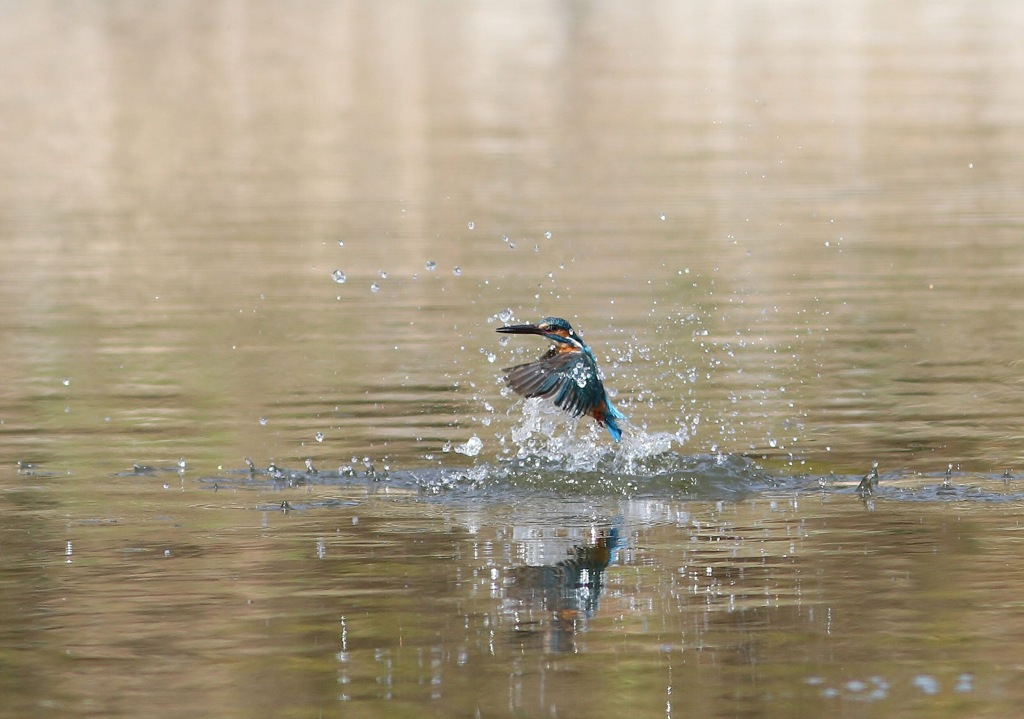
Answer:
[{"xmin": 496, "ymin": 317, "xmax": 626, "ymax": 441}]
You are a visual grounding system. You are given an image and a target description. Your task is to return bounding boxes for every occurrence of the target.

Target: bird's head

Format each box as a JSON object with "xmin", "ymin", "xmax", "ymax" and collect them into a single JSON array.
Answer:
[{"xmin": 496, "ymin": 316, "xmax": 585, "ymax": 349}]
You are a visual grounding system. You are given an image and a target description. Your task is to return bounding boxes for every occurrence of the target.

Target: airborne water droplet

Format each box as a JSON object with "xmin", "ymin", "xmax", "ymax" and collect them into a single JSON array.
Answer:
[
  {"xmin": 370, "ymin": 282, "xmax": 380, "ymax": 293},
  {"xmin": 453, "ymin": 266, "xmax": 462, "ymax": 276},
  {"xmin": 455, "ymin": 435, "xmax": 483, "ymax": 457},
  {"xmin": 315, "ymin": 431, "xmax": 324, "ymax": 443},
  {"xmin": 425, "ymin": 260, "xmax": 437, "ymax": 271},
  {"xmin": 331, "ymin": 270, "xmax": 346, "ymax": 284}
]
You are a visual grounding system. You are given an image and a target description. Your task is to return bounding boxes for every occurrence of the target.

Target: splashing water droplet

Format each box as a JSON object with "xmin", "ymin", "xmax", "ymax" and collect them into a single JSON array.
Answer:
[
  {"xmin": 544, "ymin": 231, "xmax": 552, "ymax": 239},
  {"xmin": 467, "ymin": 221, "xmax": 475, "ymax": 230},
  {"xmin": 452, "ymin": 266, "xmax": 462, "ymax": 276},
  {"xmin": 370, "ymin": 282, "xmax": 380, "ymax": 293},
  {"xmin": 338, "ymin": 240, "xmax": 344, "ymax": 247},
  {"xmin": 913, "ymin": 675, "xmax": 940, "ymax": 695},
  {"xmin": 331, "ymin": 270, "xmax": 346, "ymax": 284},
  {"xmin": 378, "ymin": 270, "xmax": 387, "ymax": 279},
  {"xmin": 315, "ymin": 432, "xmax": 324, "ymax": 443},
  {"xmin": 659, "ymin": 213, "xmax": 667, "ymax": 221},
  {"xmin": 425, "ymin": 260, "xmax": 437, "ymax": 271},
  {"xmin": 498, "ymin": 308, "xmax": 513, "ymax": 322},
  {"xmin": 455, "ymin": 436, "xmax": 483, "ymax": 457},
  {"xmin": 62, "ymin": 378, "xmax": 70, "ymax": 386},
  {"xmin": 259, "ymin": 417, "xmax": 268, "ymax": 426}
]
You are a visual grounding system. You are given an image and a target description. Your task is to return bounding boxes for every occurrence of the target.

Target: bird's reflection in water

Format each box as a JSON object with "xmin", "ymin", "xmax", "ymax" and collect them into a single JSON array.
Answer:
[{"xmin": 504, "ymin": 527, "xmax": 620, "ymax": 653}]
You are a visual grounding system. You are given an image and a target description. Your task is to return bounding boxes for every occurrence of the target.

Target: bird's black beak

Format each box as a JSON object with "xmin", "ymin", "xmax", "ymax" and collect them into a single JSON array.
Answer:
[{"xmin": 496, "ymin": 323, "xmax": 546, "ymax": 335}]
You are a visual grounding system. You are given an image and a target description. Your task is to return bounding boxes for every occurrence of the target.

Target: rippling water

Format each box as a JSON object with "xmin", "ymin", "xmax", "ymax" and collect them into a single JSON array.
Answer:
[{"xmin": 2, "ymin": 1, "xmax": 1024, "ymax": 717}]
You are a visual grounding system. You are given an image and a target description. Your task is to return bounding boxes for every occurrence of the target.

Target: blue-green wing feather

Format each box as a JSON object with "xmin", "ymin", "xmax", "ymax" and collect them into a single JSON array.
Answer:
[{"xmin": 503, "ymin": 349, "xmax": 606, "ymax": 418}]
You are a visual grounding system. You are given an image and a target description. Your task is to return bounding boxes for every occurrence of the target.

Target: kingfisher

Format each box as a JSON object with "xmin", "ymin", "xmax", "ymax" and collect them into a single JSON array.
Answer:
[{"xmin": 496, "ymin": 317, "xmax": 626, "ymax": 441}]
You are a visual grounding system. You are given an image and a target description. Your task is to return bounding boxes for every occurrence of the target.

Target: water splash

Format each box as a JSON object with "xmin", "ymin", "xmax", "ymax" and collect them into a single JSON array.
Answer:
[
  {"xmin": 494, "ymin": 398, "xmax": 691, "ymax": 477},
  {"xmin": 202, "ymin": 459, "xmax": 1024, "ymax": 504},
  {"xmin": 495, "ymin": 308, "xmax": 515, "ymax": 323},
  {"xmin": 206, "ymin": 451, "xmax": 775, "ymax": 500},
  {"xmin": 455, "ymin": 435, "xmax": 483, "ymax": 457}
]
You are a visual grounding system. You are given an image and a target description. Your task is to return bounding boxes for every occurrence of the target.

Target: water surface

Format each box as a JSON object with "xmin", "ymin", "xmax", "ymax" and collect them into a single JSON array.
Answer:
[{"xmin": 2, "ymin": 1, "xmax": 1024, "ymax": 717}]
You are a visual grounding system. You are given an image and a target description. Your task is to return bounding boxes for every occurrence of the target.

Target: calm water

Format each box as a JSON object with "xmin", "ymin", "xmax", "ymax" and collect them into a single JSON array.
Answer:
[{"xmin": 2, "ymin": 1, "xmax": 1024, "ymax": 717}]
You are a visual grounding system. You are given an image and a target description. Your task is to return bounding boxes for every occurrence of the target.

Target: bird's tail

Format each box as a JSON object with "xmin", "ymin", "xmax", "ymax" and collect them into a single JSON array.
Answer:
[{"xmin": 603, "ymin": 400, "xmax": 625, "ymax": 442}]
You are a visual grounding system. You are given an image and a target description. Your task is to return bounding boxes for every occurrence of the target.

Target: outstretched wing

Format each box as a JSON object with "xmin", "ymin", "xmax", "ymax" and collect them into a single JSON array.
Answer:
[{"xmin": 503, "ymin": 350, "xmax": 605, "ymax": 418}]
